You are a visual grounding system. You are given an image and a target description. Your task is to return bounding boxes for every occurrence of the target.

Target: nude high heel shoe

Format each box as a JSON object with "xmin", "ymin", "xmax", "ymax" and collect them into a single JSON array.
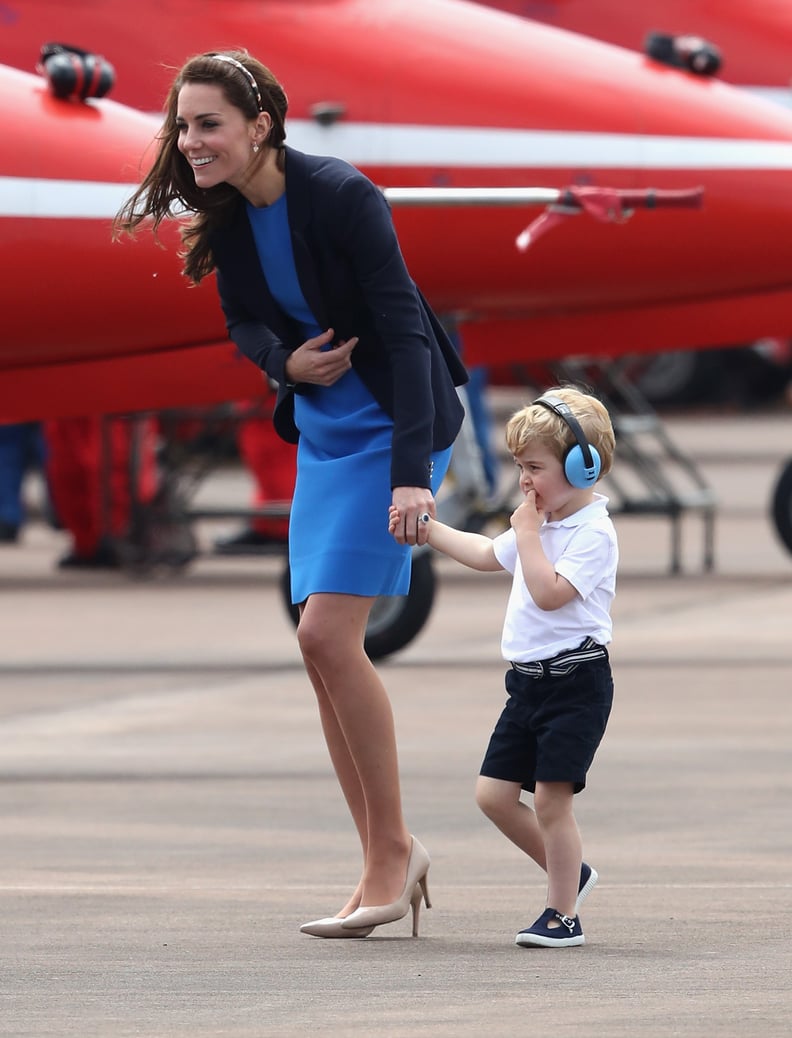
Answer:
[
  {"xmin": 299, "ymin": 916, "xmax": 374, "ymax": 939},
  {"xmin": 340, "ymin": 836, "xmax": 431, "ymax": 936},
  {"xmin": 408, "ymin": 882, "xmax": 427, "ymax": 938}
]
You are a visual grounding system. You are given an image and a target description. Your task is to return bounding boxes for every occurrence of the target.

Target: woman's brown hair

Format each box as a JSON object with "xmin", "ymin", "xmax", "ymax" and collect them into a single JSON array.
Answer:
[{"xmin": 113, "ymin": 51, "xmax": 288, "ymax": 283}]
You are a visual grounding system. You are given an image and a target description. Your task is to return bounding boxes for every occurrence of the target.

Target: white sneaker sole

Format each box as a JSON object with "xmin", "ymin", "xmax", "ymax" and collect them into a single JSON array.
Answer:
[
  {"xmin": 515, "ymin": 932, "xmax": 585, "ymax": 948},
  {"xmin": 575, "ymin": 865, "xmax": 599, "ymax": 915}
]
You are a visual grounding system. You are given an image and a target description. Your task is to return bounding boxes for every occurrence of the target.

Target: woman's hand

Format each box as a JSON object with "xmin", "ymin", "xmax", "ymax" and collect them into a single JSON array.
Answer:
[
  {"xmin": 284, "ymin": 328, "xmax": 358, "ymax": 386},
  {"xmin": 390, "ymin": 487, "xmax": 434, "ymax": 546}
]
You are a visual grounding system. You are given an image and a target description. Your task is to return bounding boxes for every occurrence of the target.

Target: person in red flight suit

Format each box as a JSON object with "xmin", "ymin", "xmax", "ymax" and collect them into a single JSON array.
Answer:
[
  {"xmin": 44, "ymin": 415, "xmax": 158, "ymax": 568},
  {"xmin": 213, "ymin": 400, "xmax": 297, "ymax": 554}
]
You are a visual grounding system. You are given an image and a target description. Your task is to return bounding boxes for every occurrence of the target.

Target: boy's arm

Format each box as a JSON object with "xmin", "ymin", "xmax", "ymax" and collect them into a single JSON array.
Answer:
[
  {"xmin": 389, "ymin": 508, "xmax": 502, "ymax": 572},
  {"xmin": 427, "ymin": 519, "xmax": 503, "ymax": 572},
  {"xmin": 512, "ymin": 495, "xmax": 579, "ymax": 610}
]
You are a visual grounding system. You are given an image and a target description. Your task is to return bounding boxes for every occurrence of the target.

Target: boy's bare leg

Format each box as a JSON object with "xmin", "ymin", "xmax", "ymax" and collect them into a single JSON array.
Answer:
[
  {"xmin": 477, "ymin": 776, "xmax": 583, "ymax": 923},
  {"xmin": 534, "ymin": 780, "xmax": 581, "ymax": 920},
  {"xmin": 475, "ymin": 776, "xmax": 547, "ymax": 867}
]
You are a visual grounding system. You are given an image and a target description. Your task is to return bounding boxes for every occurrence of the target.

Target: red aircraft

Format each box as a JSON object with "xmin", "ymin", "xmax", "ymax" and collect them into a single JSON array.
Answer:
[
  {"xmin": 477, "ymin": 0, "xmax": 792, "ymax": 541},
  {"xmin": 480, "ymin": 0, "xmax": 792, "ymax": 102},
  {"xmin": 473, "ymin": 0, "xmax": 792, "ymax": 397},
  {"xmin": 4, "ymin": 0, "xmax": 792, "ymax": 422}
]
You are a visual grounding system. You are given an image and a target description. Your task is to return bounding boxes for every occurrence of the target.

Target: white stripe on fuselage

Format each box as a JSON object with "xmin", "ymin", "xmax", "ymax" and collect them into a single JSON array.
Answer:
[
  {"xmin": 746, "ymin": 86, "xmax": 792, "ymax": 110},
  {"xmin": 4, "ymin": 121, "xmax": 792, "ymax": 218}
]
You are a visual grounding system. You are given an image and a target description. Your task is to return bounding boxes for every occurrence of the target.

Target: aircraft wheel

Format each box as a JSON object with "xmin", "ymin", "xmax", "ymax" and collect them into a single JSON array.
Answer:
[
  {"xmin": 629, "ymin": 350, "xmax": 719, "ymax": 405},
  {"xmin": 771, "ymin": 457, "xmax": 792, "ymax": 554},
  {"xmin": 280, "ymin": 551, "xmax": 436, "ymax": 660}
]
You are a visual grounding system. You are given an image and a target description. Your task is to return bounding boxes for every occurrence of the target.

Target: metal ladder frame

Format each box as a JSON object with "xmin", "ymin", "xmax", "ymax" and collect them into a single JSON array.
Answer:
[{"xmin": 558, "ymin": 357, "xmax": 716, "ymax": 574}]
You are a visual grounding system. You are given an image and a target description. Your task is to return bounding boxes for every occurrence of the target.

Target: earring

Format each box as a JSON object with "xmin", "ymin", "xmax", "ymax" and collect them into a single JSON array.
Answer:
[{"xmin": 252, "ymin": 142, "xmax": 260, "ymax": 153}]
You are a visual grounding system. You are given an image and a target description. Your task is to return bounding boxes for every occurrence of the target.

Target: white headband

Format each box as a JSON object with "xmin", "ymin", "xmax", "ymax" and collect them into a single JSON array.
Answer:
[{"xmin": 209, "ymin": 53, "xmax": 263, "ymax": 112}]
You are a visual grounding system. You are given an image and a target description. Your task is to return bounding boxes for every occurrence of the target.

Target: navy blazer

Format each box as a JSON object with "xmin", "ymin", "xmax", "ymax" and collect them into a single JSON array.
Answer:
[{"xmin": 209, "ymin": 146, "xmax": 468, "ymax": 489}]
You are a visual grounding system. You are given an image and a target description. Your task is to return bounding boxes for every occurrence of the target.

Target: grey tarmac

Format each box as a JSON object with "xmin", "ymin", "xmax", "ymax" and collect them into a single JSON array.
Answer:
[{"xmin": 1, "ymin": 408, "xmax": 790, "ymax": 1037}]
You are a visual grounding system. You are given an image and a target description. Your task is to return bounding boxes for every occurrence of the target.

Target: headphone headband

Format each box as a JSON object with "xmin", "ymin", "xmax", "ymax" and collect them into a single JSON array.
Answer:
[{"xmin": 533, "ymin": 393, "xmax": 598, "ymax": 484}]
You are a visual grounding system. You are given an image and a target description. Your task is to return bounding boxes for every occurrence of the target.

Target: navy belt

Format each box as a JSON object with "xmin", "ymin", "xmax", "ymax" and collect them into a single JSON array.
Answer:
[{"xmin": 511, "ymin": 637, "xmax": 607, "ymax": 679}]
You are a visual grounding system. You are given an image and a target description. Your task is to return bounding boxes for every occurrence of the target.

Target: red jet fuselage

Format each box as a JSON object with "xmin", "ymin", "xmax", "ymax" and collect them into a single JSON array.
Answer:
[
  {"xmin": 480, "ymin": 0, "xmax": 792, "ymax": 92},
  {"xmin": 4, "ymin": 0, "xmax": 792, "ymax": 419}
]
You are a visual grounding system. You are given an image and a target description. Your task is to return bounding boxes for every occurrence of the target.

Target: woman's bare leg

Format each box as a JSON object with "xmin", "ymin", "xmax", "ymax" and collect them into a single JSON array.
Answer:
[
  {"xmin": 298, "ymin": 593, "xmax": 411, "ymax": 908},
  {"xmin": 303, "ymin": 654, "xmax": 367, "ymax": 917}
]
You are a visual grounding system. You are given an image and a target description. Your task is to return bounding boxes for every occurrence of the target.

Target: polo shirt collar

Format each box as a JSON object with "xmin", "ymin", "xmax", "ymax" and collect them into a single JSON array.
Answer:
[{"xmin": 544, "ymin": 492, "xmax": 609, "ymax": 528}]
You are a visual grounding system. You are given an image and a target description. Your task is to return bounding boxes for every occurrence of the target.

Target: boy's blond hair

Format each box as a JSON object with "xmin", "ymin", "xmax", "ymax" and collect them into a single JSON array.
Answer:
[{"xmin": 505, "ymin": 386, "xmax": 615, "ymax": 479}]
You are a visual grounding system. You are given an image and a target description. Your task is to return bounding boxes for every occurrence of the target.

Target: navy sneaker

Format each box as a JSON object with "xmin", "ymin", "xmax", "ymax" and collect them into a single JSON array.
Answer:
[
  {"xmin": 515, "ymin": 908, "xmax": 585, "ymax": 948},
  {"xmin": 576, "ymin": 861, "xmax": 598, "ymax": 914}
]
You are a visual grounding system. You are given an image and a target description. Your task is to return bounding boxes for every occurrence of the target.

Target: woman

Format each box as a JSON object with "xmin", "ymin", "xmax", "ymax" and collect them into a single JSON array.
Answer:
[{"xmin": 115, "ymin": 51, "xmax": 468, "ymax": 938}]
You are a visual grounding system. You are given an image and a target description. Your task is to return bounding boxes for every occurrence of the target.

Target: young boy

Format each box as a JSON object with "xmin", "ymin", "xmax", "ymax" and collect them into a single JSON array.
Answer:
[{"xmin": 390, "ymin": 386, "xmax": 617, "ymax": 947}]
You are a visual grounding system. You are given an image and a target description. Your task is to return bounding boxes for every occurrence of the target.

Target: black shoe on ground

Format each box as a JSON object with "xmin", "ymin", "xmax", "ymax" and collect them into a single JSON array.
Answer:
[
  {"xmin": 57, "ymin": 541, "xmax": 120, "ymax": 570},
  {"xmin": 213, "ymin": 527, "xmax": 287, "ymax": 556},
  {"xmin": 0, "ymin": 520, "xmax": 20, "ymax": 543},
  {"xmin": 515, "ymin": 909, "xmax": 585, "ymax": 948}
]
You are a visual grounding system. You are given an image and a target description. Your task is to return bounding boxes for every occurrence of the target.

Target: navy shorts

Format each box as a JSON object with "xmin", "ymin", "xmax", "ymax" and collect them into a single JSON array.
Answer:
[{"xmin": 479, "ymin": 656, "xmax": 613, "ymax": 794}]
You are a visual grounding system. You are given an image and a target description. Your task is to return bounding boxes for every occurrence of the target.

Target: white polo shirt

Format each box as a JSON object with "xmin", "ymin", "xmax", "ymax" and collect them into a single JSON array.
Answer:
[{"xmin": 492, "ymin": 494, "xmax": 618, "ymax": 663}]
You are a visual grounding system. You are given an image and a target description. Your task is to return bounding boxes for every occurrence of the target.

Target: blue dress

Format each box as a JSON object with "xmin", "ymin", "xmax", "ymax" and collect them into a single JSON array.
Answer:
[{"xmin": 247, "ymin": 197, "xmax": 451, "ymax": 603}]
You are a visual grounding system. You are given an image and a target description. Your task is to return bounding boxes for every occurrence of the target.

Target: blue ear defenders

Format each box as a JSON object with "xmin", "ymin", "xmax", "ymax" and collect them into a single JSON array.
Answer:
[{"xmin": 533, "ymin": 394, "xmax": 601, "ymax": 488}]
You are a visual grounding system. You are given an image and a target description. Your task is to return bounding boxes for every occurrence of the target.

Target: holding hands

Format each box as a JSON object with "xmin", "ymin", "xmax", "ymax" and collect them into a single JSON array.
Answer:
[{"xmin": 388, "ymin": 493, "xmax": 434, "ymax": 547}]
